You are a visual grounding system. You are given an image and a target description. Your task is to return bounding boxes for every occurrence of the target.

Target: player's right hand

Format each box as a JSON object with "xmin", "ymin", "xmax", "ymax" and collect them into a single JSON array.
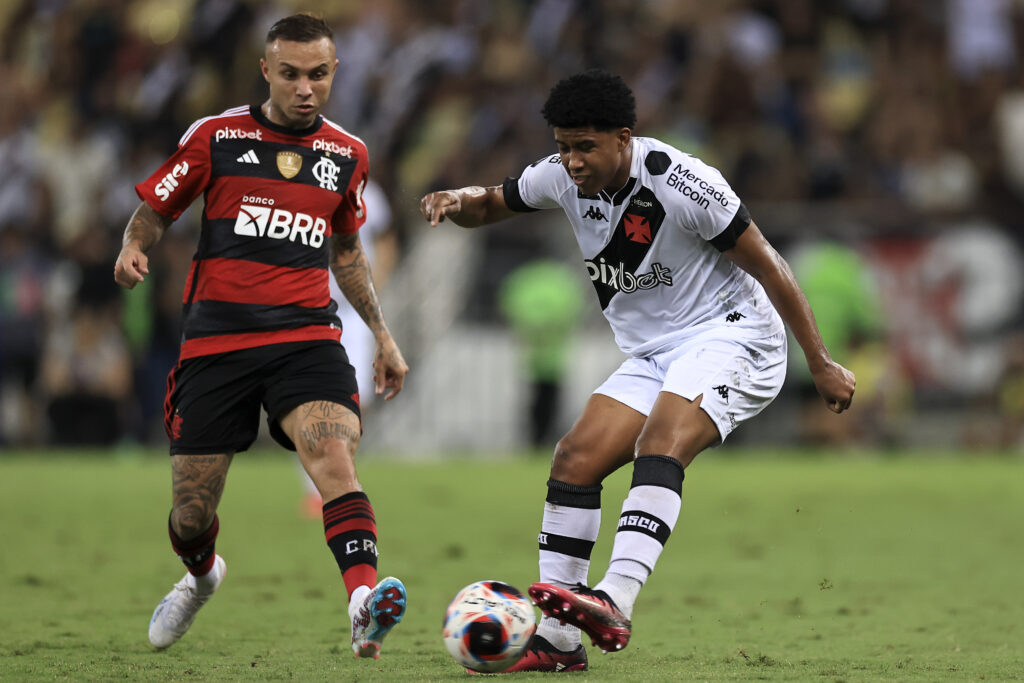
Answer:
[
  {"xmin": 420, "ymin": 191, "xmax": 461, "ymax": 226},
  {"xmin": 113, "ymin": 245, "xmax": 150, "ymax": 289},
  {"xmin": 812, "ymin": 360, "xmax": 856, "ymax": 414}
]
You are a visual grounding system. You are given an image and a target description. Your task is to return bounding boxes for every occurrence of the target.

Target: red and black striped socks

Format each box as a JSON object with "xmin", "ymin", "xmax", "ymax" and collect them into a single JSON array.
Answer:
[
  {"xmin": 168, "ymin": 514, "xmax": 219, "ymax": 576},
  {"xmin": 323, "ymin": 491, "xmax": 378, "ymax": 599}
]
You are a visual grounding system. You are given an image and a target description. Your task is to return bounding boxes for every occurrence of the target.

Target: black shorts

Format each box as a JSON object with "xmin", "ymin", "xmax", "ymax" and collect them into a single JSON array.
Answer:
[{"xmin": 164, "ymin": 341, "xmax": 361, "ymax": 455}]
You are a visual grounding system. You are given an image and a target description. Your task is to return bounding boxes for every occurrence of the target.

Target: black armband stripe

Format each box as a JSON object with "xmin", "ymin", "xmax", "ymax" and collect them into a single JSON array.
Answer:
[
  {"xmin": 502, "ymin": 177, "xmax": 540, "ymax": 213},
  {"xmin": 709, "ymin": 203, "xmax": 751, "ymax": 252},
  {"xmin": 538, "ymin": 532, "xmax": 595, "ymax": 559}
]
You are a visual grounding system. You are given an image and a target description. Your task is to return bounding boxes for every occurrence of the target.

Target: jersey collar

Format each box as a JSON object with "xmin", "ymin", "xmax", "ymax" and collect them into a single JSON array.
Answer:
[{"xmin": 249, "ymin": 104, "xmax": 324, "ymax": 137}]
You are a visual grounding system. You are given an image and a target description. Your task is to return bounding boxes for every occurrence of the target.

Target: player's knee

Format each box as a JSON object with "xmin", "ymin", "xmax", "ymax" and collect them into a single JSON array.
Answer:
[
  {"xmin": 315, "ymin": 432, "xmax": 358, "ymax": 463},
  {"xmin": 635, "ymin": 428, "xmax": 716, "ymax": 468},
  {"xmin": 550, "ymin": 435, "xmax": 599, "ymax": 485}
]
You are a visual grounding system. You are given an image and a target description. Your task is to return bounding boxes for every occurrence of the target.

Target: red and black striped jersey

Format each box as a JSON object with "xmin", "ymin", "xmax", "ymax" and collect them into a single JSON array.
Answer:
[{"xmin": 136, "ymin": 105, "xmax": 369, "ymax": 360}]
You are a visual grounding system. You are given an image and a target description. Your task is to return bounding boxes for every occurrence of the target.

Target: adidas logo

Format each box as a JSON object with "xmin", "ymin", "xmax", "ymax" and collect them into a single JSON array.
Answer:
[{"xmin": 236, "ymin": 149, "xmax": 259, "ymax": 164}]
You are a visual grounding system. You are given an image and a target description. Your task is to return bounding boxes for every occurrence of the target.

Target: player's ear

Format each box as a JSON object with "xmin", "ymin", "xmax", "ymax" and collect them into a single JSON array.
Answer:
[
  {"xmin": 260, "ymin": 58, "xmax": 270, "ymax": 82},
  {"xmin": 617, "ymin": 127, "xmax": 631, "ymax": 151}
]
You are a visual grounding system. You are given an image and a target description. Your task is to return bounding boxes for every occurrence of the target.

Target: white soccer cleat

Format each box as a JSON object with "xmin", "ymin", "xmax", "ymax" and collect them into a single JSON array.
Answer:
[
  {"xmin": 148, "ymin": 555, "xmax": 226, "ymax": 649},
  {"xmin": 351, "ymin": 577, "xmax": 407, "ymax": 658}
]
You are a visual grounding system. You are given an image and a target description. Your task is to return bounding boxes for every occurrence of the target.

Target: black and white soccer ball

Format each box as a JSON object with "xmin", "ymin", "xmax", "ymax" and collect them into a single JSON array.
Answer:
[{"xmin": 442, "ymin": 580, "xmax": 537, "ymax": 673}]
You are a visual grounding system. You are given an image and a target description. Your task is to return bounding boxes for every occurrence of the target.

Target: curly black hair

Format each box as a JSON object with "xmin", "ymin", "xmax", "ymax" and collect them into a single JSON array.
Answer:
[{"xmin": 541, "ymin": 69, "xmax": 637, "ymax": 130}]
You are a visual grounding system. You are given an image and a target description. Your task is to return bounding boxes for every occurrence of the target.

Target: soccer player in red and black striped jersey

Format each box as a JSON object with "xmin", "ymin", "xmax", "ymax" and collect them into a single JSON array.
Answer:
[{"xmin": 114, "ymin": 14, "xmax": 408, "ymax": 659}]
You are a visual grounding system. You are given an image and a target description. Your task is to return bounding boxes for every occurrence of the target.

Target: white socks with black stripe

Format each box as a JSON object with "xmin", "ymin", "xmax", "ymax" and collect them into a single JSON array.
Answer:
[
  {"xmin": 536, "ymin": 478, "xmax": 602, "ymax": 650},
  {"xmin": 595, "ymin": 455, "xmax": 684, "ymax": 619}
]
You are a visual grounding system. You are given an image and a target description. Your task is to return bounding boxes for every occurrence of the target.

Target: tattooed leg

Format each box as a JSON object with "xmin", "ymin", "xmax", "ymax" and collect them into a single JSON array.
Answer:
[
  {"xmin": 170, "ymin": 453, "xmax": 233, "ymax": 539},
  {"xmin": 281, "ymin": 401, "xmax": 362, "ymax": 501}
]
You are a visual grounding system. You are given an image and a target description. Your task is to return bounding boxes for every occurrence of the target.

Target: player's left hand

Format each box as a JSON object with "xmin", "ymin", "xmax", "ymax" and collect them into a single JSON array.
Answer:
[
  {"xmin": 812, "ymin": 360, "xmax": 856, "ymax": 413},
  {"xmin": 373, "ymin": 337, "xmax": 408, "ymax": 401}
]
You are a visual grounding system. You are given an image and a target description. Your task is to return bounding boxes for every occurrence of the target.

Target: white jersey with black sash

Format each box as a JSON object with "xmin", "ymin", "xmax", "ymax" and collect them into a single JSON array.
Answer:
[{"xmin": 503, "ymin": 136, "xmax": 784, "ymax": 357}]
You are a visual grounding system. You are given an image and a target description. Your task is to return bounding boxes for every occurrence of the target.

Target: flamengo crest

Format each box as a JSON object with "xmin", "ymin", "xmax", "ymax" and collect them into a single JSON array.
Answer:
[{"xmin": 313, "ymin": 156, "xmax": 340, "ymax": 191}]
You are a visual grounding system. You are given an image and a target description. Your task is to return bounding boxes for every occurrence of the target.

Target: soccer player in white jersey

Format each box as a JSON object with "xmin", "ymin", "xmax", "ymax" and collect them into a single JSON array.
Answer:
[{"xmin": 420, "ymin": 69, "xmax": 855, "ymax": 672}]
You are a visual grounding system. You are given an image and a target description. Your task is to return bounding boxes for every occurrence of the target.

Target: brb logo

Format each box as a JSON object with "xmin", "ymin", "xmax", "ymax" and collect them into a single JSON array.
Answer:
[
  {"xmin": 233, "ymin": 196, "xmax": 327, "ymax": 248},
  {"xmin": 154, "ymin": 162, "xmax": 189, "ymax": 201}
]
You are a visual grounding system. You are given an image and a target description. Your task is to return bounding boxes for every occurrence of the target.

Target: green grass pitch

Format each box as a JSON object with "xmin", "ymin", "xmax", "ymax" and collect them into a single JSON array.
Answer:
[{"xmin": 1, "ymin": 449, "xmax": 1021, "ymax": 681}]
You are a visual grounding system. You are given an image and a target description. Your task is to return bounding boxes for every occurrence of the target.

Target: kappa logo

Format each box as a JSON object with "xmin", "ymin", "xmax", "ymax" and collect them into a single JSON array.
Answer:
[
  {"xmin": 713, "ymin": 385, "xmax": 730, "ymax": 401},
  {"xmin": 233, "ymin": 203, "xmax": 327, "ymax": 248},
  {"xmin": 725, "ymin": 311, "xmax": 746, "ymax": 322},
  {"xmin": 624, "ymin": 213, "xmax": 652, "ymax": 244},
  {"xmin": 236, "ymin": 149, "xmax": 259, "ymax": 164},
  {"xmin": 312, "ymin": 156, "xmax": 340, "ymax": 191},
  {"xmin": 154, "ymin": 162, "xmax": 189, "ymax": 201},
  {"xmin": 582, "ymin": 206, "xmax": 607, "ymax": 221}
]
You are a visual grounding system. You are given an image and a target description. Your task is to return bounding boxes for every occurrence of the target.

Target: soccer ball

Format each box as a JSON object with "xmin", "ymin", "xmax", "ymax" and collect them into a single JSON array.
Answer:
[{"xmin": 442, "ymin": 580, "xmax": 537, "ymax": 673}]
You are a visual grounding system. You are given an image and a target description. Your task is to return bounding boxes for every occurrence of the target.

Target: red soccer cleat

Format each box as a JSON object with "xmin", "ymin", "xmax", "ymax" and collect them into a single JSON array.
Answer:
[
  {"xmin": 528, "ymin": 583, "xmax": 631, "ymax": 653},
  {"xmin": 494, "ymin": 635, "xmax": 588, "ymax": 673}
]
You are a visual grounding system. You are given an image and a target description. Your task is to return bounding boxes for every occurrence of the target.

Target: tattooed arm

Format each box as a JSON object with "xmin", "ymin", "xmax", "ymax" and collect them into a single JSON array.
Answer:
[
  {"xmin": 330, "ymin": 232, "xmax": 409, "ymax": 400},
  {"xmin": 114, "ymin": 201, "xmax": 174, "ymax": 289}
]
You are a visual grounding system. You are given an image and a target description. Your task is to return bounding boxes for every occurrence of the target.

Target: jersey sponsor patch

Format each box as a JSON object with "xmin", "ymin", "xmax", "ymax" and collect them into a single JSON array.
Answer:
[
  {"xmin": 154, "ymin": 162, "xmax": 190, "ymax": 201},
  {"xmin": 233, "ymin": 204, "xmax": 328, "ymax": 248},
  {"xmin": 666, "ymin": 163, "xmax": 731, "ymax": 211}
]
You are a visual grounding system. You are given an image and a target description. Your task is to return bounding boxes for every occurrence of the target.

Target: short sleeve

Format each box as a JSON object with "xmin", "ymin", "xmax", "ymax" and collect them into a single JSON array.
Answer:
[
  {"xmin": 661, "ymin": 155, "xmax": 745, "ymax": 244},
  {"xmin": 708, "ymin": 203, "xmax": 750, "ymax": 252},
  {"xmin": 503, "ymin": 154, "xmax": 565, "ymax": 212},
  {"xmin": 135, "ymin": 123, "xmax": 213, "ymax": 220},
  {"xmin": 332, "ymin": 148, "xmax": 370, "ymax": 236}
]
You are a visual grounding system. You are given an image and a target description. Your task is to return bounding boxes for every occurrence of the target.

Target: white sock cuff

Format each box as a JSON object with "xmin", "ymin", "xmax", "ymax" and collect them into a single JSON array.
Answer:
[{"xmin": 605, "ymin": 559, "xmax": 650, "ymax": 585}]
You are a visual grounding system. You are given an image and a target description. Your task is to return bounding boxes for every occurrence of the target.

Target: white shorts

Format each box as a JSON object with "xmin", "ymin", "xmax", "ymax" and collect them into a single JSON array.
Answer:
[{"xmin": 594, "ymin": 329, "xmax": 788, "ymax": 443}]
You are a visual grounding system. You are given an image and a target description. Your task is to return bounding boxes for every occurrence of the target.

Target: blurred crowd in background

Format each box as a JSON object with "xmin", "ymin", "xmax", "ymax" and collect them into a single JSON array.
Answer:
[{"xmin": 1, "ymin": 0, "xmax": 1023, "ymax": 451}]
